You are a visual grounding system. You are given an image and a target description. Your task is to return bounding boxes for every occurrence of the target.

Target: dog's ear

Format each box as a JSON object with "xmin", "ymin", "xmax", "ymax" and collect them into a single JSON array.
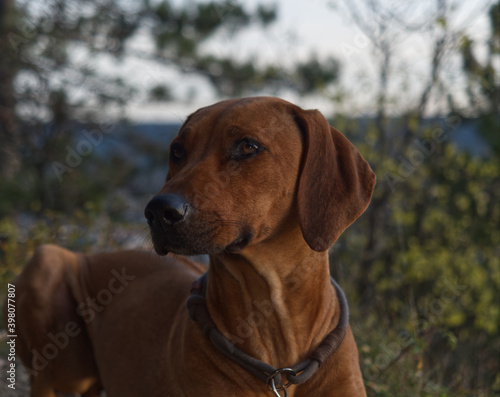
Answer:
[{"xmin": 294, "ymin": 108, "xmax": 376, "ymax": 252}]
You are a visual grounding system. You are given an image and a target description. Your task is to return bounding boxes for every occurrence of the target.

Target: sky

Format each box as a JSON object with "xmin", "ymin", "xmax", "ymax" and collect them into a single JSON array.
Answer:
[{"xmin": 122, "ymin": 0, "xmax": 496, "ymax": 122}]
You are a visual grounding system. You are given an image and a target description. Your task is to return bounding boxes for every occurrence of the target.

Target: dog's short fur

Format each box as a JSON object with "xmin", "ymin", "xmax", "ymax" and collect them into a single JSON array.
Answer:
[{"xmin": 4, "ymin": 97, "xmax": 375, "ymax": 396}]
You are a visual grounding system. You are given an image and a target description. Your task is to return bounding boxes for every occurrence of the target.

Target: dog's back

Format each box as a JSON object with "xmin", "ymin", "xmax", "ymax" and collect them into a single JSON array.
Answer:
[{"xmin": 4, "ymin": 245, "xmax": 100, "ymax": 396}]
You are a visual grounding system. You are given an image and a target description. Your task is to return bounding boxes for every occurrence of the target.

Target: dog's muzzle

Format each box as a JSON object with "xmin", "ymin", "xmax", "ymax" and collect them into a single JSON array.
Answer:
[{"xmin": 144, "ymin": 194, "xmax": 191, "ymax": 255}]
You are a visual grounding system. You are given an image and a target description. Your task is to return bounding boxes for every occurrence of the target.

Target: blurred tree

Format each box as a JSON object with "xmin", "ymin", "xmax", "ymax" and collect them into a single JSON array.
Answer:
[
  {"xmin": 0, "ymin": 0, "xmax": 21, "ymax": 178},
  {"xmin": 0, "ymin": 0, "xmax": 339, "ymax": 213},
  {"xmin": 457, "ymin": 2, "xmax": 500, "ymax": 155},
  {"xmin": 330, "ymin": 0, "xmax": 500, "ymax": 394}
]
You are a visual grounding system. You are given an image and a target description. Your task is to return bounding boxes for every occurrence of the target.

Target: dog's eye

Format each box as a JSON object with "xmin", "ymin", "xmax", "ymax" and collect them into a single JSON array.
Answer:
[
  {"xmin": 170, "ymin": 143, "xmax": 185, "ymax": 163},
  {"xmin": 232, "ymin": 139, "xmax": 263, "ymax": 160}
]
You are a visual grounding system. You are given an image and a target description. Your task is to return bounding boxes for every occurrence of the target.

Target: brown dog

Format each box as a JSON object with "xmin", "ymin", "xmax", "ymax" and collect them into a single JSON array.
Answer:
[{"xmin": 4, "ymin": 97, "xmax": 375, "ymax": 396}]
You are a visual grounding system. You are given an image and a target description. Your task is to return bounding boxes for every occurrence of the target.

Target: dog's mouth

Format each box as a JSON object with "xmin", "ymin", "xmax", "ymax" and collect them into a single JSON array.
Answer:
[
  {"xmin": 150, "ymin": 234, "xmax": 208, "ymax": 256},
  {"xmin": 225, "ymin": 233, "xmax": 252, "ymax": 253},
  {"xmin": 150, "ymin": 228, "xmax": 252, "ymax": 256},
  {"xmin": 151, "ymin": 243, "xmax": 169, "ymax": 256}
]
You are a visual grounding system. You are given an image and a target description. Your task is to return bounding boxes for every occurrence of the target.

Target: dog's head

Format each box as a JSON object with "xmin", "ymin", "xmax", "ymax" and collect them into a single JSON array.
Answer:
[{"xmin": 145, "ymin": 97, "xmax": 375, "ymax": 255}]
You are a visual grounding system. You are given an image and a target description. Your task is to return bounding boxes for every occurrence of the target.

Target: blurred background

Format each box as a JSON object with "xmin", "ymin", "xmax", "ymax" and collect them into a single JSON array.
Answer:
[{"xmin": 0, "ymin": 0, "xmax": 498, "ymax": 395}]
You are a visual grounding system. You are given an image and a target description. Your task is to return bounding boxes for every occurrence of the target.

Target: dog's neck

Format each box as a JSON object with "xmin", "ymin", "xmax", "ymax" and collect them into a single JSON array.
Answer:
[{"xmin": 206, "ymin": 227, "xmax": 340, "ymax": 368}]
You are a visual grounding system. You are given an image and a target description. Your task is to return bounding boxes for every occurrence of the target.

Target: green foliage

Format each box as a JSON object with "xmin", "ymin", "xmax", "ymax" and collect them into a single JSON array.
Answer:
[
  {"xmin": 329, "ymin": 10, "xmax": 500, "ymax": 392},
  {"xmin": 0, "ymin": 212, "xmax": 147, "ymax": 298},
  {"xmin": 332, "ymin": 121, "xmax": 500, "ymax": 395},
  {"xmin": 294, "ymin": 55, "xmax": 340, "ymax": 93},
  {"xmin": 0, "ymin": 130, "xmax": 137, "ymax": 217},
  {"xmin": 458, "ymin": 2, "xmax": 499, "ymax": 160},
  {"xmin": 149, "ymin": 84, "xmax": 172, "ymax": 101},
  {"xmin": 489, "ymin": 3, "xmax": 500, "ymax": 52},
  {"xmin": 477, "ymin": 114, "xmax": 500, "ymax": 156},
  {"xmin": 256, "ymin": 4, "xmax": 277, "ymax": 26}
]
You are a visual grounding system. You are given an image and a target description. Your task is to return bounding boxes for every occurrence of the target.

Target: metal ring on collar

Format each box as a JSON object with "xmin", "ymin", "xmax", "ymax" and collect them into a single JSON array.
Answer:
[{"xmin": 266, "ymin": 367, "xmax": 296, "ymax": 391}]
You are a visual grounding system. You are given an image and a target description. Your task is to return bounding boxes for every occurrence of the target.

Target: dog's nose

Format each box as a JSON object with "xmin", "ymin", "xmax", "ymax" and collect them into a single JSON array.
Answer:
[{"xmin": 144, "ymin": 194, "xmax": 190, "ymax": 226}]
